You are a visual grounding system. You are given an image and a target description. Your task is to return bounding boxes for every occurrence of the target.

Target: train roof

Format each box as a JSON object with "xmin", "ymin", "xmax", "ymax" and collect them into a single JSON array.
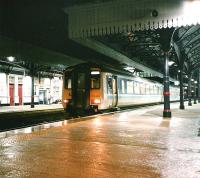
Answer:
[
  {"xmin": 65, "ymin": 62, "xmax": 134, "ymax": 77},
  {"xmin": 65, "ymin": 62, "xmax": 178, "ymax": 88}
]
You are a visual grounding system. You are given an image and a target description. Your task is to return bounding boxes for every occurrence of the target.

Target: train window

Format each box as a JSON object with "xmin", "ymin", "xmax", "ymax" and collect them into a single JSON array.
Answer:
[
  {"xmin": 134, "ymin": 81, "xmax": 140, "ymax": 94},
  {"xmin": 127, "ymin": 81, "xmax": 133, "ymax": 94},
  {"xmin": 113, "ymin": 78, "xmax": 117, "ymax": 94},
  {"xmin": 150, "ymin": 85, "xmax": 153, "ymax": 94},
  {"xmin": 107, "ymin": 76, "xmax": 113, "ymax": 94},
  {"xmin": 77, "ymin": 73, "xmax": 85, "ymax": 89},
  {"xmin": 64, "ymin": 72, "xmax": 72, "ymax": 89},
  {"xmin": 91, "ymin": 73, "xmax": 100, "ymax": 89},
  {"xmin": 145, "ymin": 84, "xmax": 150, "ymax": 94},
  {"xmin": 120, "ymin": 79, "xmax": 126, "ymax": 94},
  {"xmin": 140, "ymin": 83, "xmax": 146, "ymax": 95}
]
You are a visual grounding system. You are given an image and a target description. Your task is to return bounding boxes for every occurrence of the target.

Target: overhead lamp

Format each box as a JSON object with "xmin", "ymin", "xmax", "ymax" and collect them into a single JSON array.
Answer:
[
  {"xmin": 125, "ymin": 66, "xmax": 135, "ymax": 73},
  {"xmin": 168, "ymin": 61, "xmax": 175, "ymax": 66},
  {"xmin": 191, "ymin": 79, "xmax": 194, "ymax": 81},
  {"xmin": 174, "ymin": 81, "xmax": 179, "ymax": 86},
  {"xmin": 7, "ymin": 56, "xmax": 15, "ymax": 62},
  {"xmin": 194, "ymin": 81, "xmax": 198, "ymax": 84}
]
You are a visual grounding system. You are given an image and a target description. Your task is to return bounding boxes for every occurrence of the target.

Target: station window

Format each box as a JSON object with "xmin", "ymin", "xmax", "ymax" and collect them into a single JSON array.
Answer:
[{"xmin": 91, "ymin": 72, "xmax": 100, "ymax": 89}]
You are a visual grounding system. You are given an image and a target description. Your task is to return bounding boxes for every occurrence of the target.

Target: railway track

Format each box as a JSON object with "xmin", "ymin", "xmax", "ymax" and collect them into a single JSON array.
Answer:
[{"xmin": 0, "ymin": 101, "xmax": 179, "ymax": 132}]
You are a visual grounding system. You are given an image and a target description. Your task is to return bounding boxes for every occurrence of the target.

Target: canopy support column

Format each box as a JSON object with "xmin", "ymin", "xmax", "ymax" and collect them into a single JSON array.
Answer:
[
  {"xmin": 163, "ymin": 52, "xmax": 171, "ymax": 118},
  {"xmin": 188, "ymin": 74, "xmax": 192, "ymax": 106},
  {"xmin": 179, "ymin": 68, "xmax": 185, "ymax": 109}
]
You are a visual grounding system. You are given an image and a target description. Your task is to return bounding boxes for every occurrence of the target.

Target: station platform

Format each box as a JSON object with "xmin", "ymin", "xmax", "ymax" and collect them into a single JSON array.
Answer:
[
  {"xmin": 0, "ymin": 102, "xmax": 200, "ymax": 178},
  {"xmin": 0, "ymin": 104, "xmax": 63, "ymax": 113}
]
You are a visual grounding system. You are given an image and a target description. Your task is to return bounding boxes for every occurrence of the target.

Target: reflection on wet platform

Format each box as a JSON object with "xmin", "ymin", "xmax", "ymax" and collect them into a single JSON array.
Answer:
[{"xmin": 0, "ymin": 103, "xmax": 200, "ymax": 178}]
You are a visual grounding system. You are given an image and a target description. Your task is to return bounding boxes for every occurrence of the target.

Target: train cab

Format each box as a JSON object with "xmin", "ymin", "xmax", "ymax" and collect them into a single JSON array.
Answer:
[{"xmin": 62, "ymin": 63, "xmax": 102, "ymax": 113}]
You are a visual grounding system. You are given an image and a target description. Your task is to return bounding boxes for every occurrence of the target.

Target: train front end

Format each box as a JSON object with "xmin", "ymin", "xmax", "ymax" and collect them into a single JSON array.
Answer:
[{"xmin": 62, "ymin": 64, "xmax": 102, "ymax": 114}]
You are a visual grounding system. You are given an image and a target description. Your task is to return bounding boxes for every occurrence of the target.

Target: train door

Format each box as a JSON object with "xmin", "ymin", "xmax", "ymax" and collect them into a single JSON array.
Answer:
[
  {"xmin": 9, "ymin": 84, "xmax": 15, "ymax": 106},
  {"xmin": 107, "ymin": 75, "xmax": 118, "ymax": 108},
  {"xmin": 18, "ymin": 84, "xmax": 23, "ymax": 105},
  {"xmin": 76, "ymin": 72, "xmax": 86, "ymax": 108},
  {"xmin": 73, "ymin": 70, "xmax": 90, "ymax": 110},
  {"xmin": 112, "ymin": 76, "xmax": 118, "ymax": 107}
]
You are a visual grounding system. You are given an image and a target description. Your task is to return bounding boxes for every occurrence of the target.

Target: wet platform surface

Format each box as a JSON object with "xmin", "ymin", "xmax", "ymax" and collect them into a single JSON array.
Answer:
[
  {"xmin": 0, "ymin": 104, "xmax": 63, "ymax": 113},
  {"xmin": 0, "ymin": 103, "xmax": 200, "ymax": 178}
]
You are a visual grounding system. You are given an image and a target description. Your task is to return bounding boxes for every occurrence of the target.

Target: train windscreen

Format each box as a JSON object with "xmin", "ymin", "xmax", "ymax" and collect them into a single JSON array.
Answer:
[{"xmin": 91, "ymin": 71, "xmax": 100, "ymax": 89}]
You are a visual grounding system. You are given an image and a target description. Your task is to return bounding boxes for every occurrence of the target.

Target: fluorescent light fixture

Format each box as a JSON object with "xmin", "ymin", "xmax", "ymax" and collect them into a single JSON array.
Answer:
[
  {"xmin": 7, "ymin": 56, "xmax": 15, "ymax": 62},
  {"xmin": 168, "ymin": 61, "xmax": 175, "ymax": 66},
  {"xmin": 125, "ymin": 66, "xmax": 135, "ymax": 73},
  {"xmin": 174, "ymin": 81, "xmax": 179, "ymax": 86},
  {"xmin": 91, "ymin": 71, "xmax": 100, "ymax": 75}
]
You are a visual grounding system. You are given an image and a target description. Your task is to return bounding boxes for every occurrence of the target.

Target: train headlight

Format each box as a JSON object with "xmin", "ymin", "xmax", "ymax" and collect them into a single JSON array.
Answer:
[
  {"xmin": 64, "ymin": 99, "xmax": 69, "ymax": 103},
  {"xmin": 91, "ymin": 98, "xmax": 101, "ymax": 104}
]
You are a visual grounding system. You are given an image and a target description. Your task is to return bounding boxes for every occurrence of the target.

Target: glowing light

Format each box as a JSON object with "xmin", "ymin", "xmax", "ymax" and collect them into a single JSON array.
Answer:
[
  {"xmin": 125, "ymin": 66, "xmax": 135, "ymax": 73},
  {"xmin": 174, "ymin": 81, "xmax": 179, "ymax": 86},
  {"xmin": 91, "ymin": 71, "xmax": 100, "ymax": 75},
  {"xmin": 168, "ymin": 61, "xmax": 175, "ymax": 66},
  {"xmin": 93, "ymin": 99, "xmax": 101, "ymax": 104},
  {"xmin": 64, "ymin": 99, "xmax": 68, "ymax": 103},
  {"xmin": 93, "ymin": 117, "xmax": 102, "ymax": 127},
  {"xmin": 183, "ymin": 1, "xmax": 200, "ymax": 25},
  {"xmin": 194, "ymin": 81, "xmax": 198, "ymax": 84},
  {"xmin": 7, "ymin": 56, "xmax": 15, "ymax": 62}
]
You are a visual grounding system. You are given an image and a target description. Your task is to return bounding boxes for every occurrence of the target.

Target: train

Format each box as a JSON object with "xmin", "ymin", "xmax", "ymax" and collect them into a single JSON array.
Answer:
[{"xmin": 62, "ymin": 63, "xmax": 179, "ymax": 113}]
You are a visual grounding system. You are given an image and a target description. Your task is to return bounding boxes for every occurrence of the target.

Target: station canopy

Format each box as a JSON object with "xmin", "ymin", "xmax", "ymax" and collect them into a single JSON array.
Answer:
[
  {"xmin": 65, "ymin": 0, "xmax": 200, "ymax": 79},
  {"xmin": 1, "ymin": 0, "xmax": 200, "ymax": 79},
  {"xmin": 65, "ymin": 0, "xmax": 200, "ymax": 38},
  {"xmin": 172, "ymin": 25, "xmax": 200, "ymax": 76}
]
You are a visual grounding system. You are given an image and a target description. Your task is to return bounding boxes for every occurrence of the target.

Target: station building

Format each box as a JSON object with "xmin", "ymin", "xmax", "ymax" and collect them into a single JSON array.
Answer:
[{"xmin": 0, "ymin": 71, "xmax": 63, "ymax": 106}]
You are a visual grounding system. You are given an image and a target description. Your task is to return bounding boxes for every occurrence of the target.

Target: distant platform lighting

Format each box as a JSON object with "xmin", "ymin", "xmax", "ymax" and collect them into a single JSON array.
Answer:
[
  {"xmin": 174, "ymin": 81, "xmax": 179, "ymax": 86},
  {"xmin": 125, "ymin": 66, "xmax": 135, "ymax": 73},
  {"xmin": 7, "ymin": 56, "xmax": 15, "ymax": 62},
  {"xmin": 168, "ymin": 61, "xmax": 175, "ymax": 66}
]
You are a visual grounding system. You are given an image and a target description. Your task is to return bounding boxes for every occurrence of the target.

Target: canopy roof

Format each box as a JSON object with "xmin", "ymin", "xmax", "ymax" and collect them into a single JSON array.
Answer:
[{"xmin": 172, "ymin": 25, "xmax": 200, "ymax": 75}]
